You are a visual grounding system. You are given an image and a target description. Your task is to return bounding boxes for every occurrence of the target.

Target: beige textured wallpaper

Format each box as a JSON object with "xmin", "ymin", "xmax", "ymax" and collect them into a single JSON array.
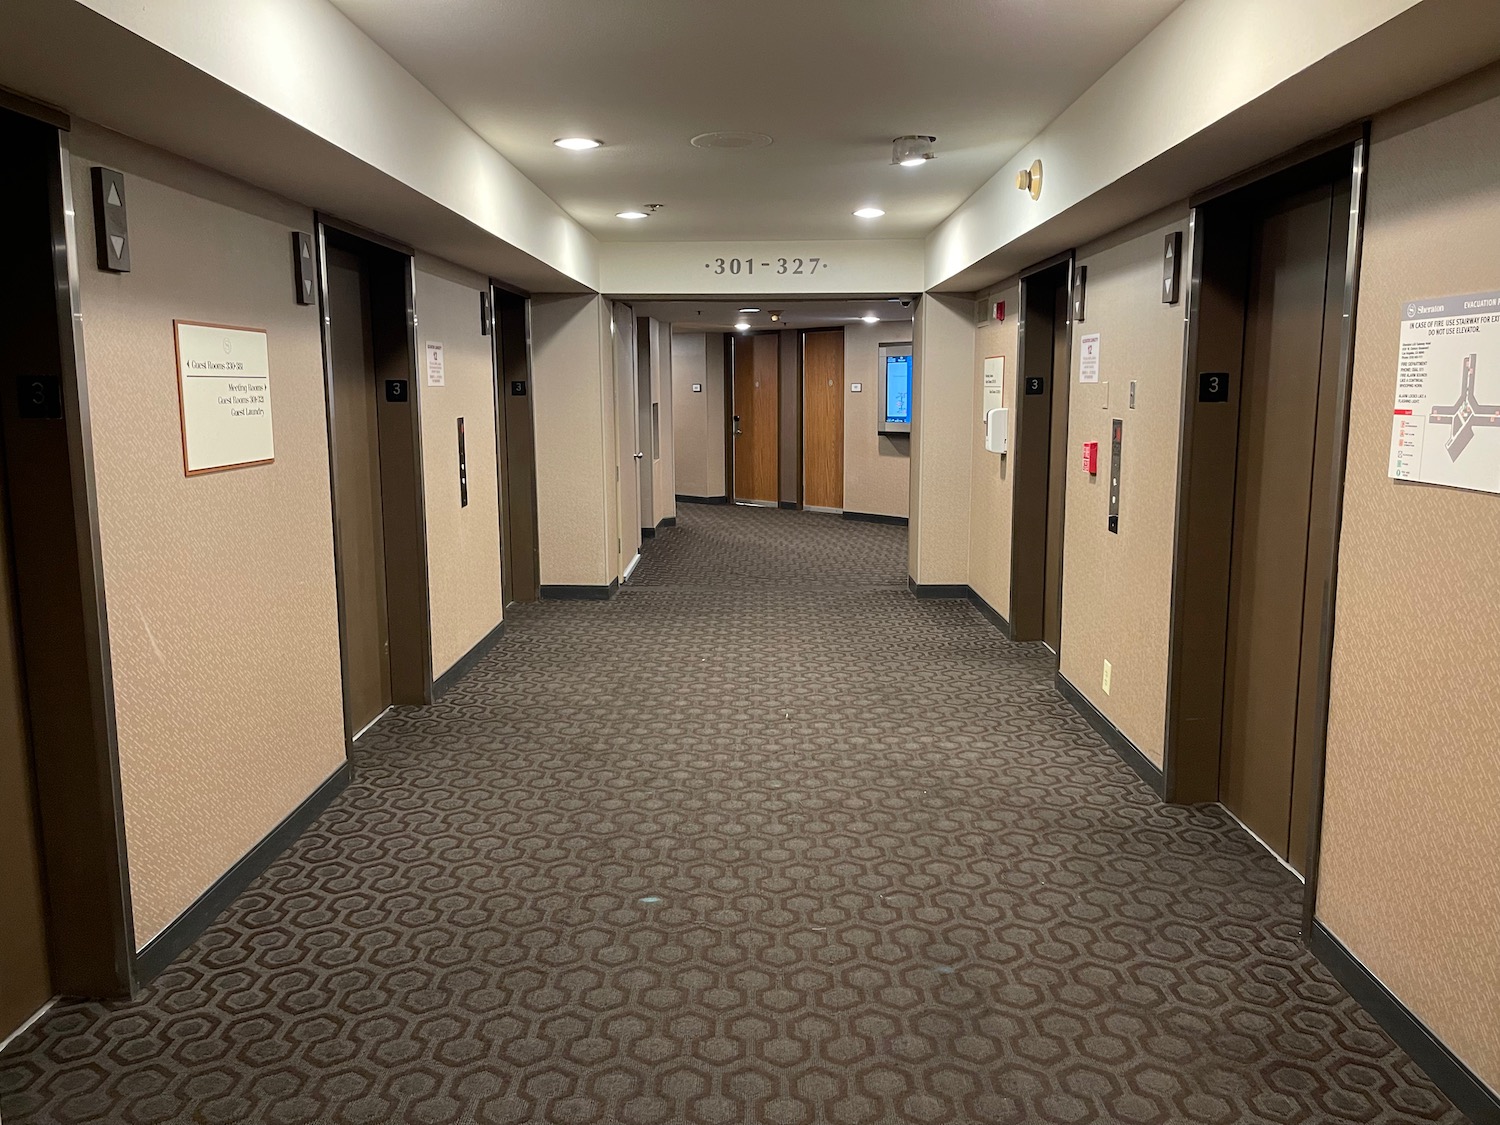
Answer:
[
  {"xmin": 1316, "ymin": 71, "xmax": 1500, "ymax": 1092},
  {"xmin": 968, "ymin": 280, "xmax": 1020, "ymax": 619},
  {"xmin": 670, "ymin": 334, "xmax": 712, "ymax": 497},
  {"xmin": 70, "ymin": 124, "xmax": 346, "ymax": 946},
  {"xmin": 845, "ymin": 321, "xmax": 913, "ymax": 519},
  {"xmin": 1057, "ymin": 211, "xmax": 1189, "ymax": 766},
  {"xmin": 413, "ymin": 258, "xmax": 503, "ymax": 677},
  {"xmin": 531, "ymin": 294, "xmax": 612, "ymax": 587},
  {"xmin": 910, "ymin": 294, "xmax": 976, "ymax": 585}
]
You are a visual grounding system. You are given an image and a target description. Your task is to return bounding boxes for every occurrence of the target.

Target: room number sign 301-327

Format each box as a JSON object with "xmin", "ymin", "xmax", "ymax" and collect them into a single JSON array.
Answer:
[{"xmin": 705, "ymin": 256, "xmax": 829, "ymax": 275}]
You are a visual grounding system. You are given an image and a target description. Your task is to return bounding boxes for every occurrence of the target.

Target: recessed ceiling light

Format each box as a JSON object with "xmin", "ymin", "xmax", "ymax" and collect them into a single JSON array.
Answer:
[
  {"xmin": 862, "ymin": 315, "xmax": 880, "ymax": 324},
  {"xmin": 853, "ymin": 207, "xmax": 886, "ymax": 219},
  {"xmin": 739, "ymin": 308, "xmax": 760, "ymax": 314},
  {"xmin": 555, "ymin": 137, "xmax": 603, "ymax": 150},
  {"xmin": 617, "ymin": 210, "xmax": 650, "ymax": 220},
  {"xmin": 734, "ymin": 322, "xmax": 751, "ymax": 332},
  {"xmin": 892, "ymin": 135, "xmax": 937, "ymax": 167}
]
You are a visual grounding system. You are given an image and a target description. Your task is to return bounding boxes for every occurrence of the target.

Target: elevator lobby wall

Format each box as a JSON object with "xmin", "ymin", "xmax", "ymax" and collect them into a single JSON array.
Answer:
[
  {"xmin": 1314, "ymin": 65, "xmax": 1500, "ymax": 1096},
  {"xmin": 670, "ymin": 332, "xmax": 726, "ymax": 501},
  {"xmin": 412, "ymin": 257, "xmax": 504, "ymax": 676},
  {"xmin": 68, "ymin": 122, "xmax": 347, "ymax": 947},
  {"xmin": 1056, "ymin": 209, "xmax": 1190, "ymax": 768},
  {"xmin": 845, "ymin": 320, "xmax": 913, "ymax": 520}
]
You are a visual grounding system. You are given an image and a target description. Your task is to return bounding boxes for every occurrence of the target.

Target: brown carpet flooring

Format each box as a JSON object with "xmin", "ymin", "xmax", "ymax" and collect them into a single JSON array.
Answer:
[{"xmin": 0, "ymin": 503, "xmax": 1467, "ymax": 1124}]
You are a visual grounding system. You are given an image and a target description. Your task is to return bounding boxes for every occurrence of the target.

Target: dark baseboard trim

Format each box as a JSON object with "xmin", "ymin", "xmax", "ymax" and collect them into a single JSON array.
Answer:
[
  {"xmin": 908, "ymin": 577, "xmax": 969, "ymax": 600},
  {"xmin": 1308, "ymin": 923, "xmax": 1499, "ymax": 1124},
  {"xmin": 676, "ymin": 494, "xmax": 728, "ymax": 505},
  {"xmin": 432, "ymin": 620, "xmax": 506, "ymax": 701},
  {"xmin": 778, "ymin": 501, "xmax": 799, "ymax": 510},
  {"xmin": 842, "ymin": 511, "xmax": 909, "ymax": 526},
  {"xmin": 541, "ymin": 580, "xmax": 618, "ymax": 601},
  {"xmin": 641, "ymin": 527, "xmax": 656, "ymax": 540},
  {"xmin": 1055, "ymin": 672, "xmax": 1165, "ymax": 797},
  {"xmin": 659, "ymin": 517, "xmax": 677, "ymax": 528},
  {"xmin": 134, "ymin": 762, "xmax": 352, "ymax": 983},
  {"xmin": 965, "ymin": 587, "xmax": 1012, "ymax": 638}
]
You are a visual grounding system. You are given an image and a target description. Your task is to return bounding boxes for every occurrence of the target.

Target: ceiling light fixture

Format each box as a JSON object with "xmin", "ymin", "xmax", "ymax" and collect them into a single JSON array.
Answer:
[
  {"xmin": 892, "ymin": 135, "xmax": 937, "ymax": 167},
  {"xmin": 739, "ymin": 308, "xmax": 760, "ymax": 314},
  {"xmin": 554, "ymin": 137, "xmax": 603, "ymax": 150},
  {"xmin": 616, "ymin": 210, "xmax": 650, "ymax": 220},
  {"xmin": 734, "ymin": 321, "xmax": 752, "ymax": 332},
  {"xmin": 853, "ymin": 207, "xmax": 886, "ymax": 219},
  {"xmin": 862, "ymin": 315, "xmax": 880, "ymax": 324}
]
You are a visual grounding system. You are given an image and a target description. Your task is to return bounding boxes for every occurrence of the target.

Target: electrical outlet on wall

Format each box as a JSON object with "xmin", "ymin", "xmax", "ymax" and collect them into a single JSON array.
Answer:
[{"xmin": 1102, "ymin": 660, "xmax": 1112, "ymax": 695}]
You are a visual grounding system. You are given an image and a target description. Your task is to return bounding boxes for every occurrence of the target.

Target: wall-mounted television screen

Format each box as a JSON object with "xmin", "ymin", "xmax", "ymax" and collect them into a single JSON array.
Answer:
[{"xmin": 879, "ymin": 348, "xmax": 912, "ymax": 434}]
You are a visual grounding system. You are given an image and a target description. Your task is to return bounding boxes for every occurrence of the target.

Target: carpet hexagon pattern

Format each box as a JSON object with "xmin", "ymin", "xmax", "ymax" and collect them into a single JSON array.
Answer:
[{"xmin": 0, "ymin": 505, "xmax": 1466, "ymax": 1124}]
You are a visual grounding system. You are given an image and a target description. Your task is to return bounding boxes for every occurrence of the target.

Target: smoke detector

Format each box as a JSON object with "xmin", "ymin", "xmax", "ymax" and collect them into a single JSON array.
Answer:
[{"xmin": 892, "ymin": 135, "xmax": 937, "ymax": 167}]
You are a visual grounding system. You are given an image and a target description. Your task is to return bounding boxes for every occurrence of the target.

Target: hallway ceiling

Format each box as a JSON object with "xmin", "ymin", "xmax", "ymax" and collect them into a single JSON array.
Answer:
[
  {"xmin": 632, "ymin": 299, "xmax": 915, "ymax": 334},
  {"xmin": 326, "ymin": 0, "xmax": 1185, "ymax": 242}
]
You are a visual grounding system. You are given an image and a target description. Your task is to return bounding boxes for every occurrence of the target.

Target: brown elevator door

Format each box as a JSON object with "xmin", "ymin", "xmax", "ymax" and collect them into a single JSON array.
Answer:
[
  {"xmin": 0, "ymin": 454, "xmax": 52, "ymax": 1037},
  {"xmin": 327, "ymin": 247, "xmax": 393, "ymax": 736},
  {"xmin": 732, "ymin": 334, "xmax": 780, "ymax": 504},
  {"xmin": 1220, "ymin": 182, "xmax": 1339, "ymax": 871},
  {"xmin": 803, "ymin": 329, "xmax": 845, "ymax": 509},
  {"xmin": 1043, "ymin": 282, "xmax": 1072, "ymax": 654}
]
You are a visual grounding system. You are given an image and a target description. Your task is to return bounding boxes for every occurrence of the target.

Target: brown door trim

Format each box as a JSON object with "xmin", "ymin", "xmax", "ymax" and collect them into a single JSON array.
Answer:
[
  {"xmin": 492, "ymin": 287, "xmax": 540, "ymax": 604},
  {"xmin": 0, "ymin": 109, "xmax": 135, "ymax": 1000}
]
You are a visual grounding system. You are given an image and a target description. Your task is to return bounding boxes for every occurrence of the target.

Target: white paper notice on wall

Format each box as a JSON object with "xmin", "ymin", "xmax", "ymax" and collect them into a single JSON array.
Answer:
[
  {"xmin": 425, "ymin": 341, "xmax": 446, "ymax": 387},
  {"xmin": 1079, "ymin": 333, "xmax": 1101, "ymax": 383},
  {"xmin": 174, "ymin": 320, "xmax": 273, "ymax": 475},
  {"xmin": 983, "ymin": 355, "xmax": 1005, "ymax": 417},
  {"xmin": 1389, "ymin": 291, "xmax": 1500, "ymax": 494}
]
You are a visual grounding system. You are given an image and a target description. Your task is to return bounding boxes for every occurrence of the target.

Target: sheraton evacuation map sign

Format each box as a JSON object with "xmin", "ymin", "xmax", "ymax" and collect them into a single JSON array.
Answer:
[
  {"xmin": 1389, "ymin": 290, "xmax": 1500, "ymax": 494},
  {"xmin": 174, "ymin": 320, "xmax": 274, "ymax": 476}
]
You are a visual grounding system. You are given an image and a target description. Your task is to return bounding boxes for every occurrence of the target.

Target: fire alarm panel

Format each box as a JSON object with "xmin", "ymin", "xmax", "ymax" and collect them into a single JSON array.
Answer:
[{"xmin": 1082, "ymin": 440, "xmax": 1099, "ymax": 475}]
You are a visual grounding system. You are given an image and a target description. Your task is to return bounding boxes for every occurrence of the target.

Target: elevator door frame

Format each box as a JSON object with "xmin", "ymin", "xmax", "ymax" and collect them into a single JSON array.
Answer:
[
  {"xmin": 0, "ymin": 101, "xmax": 135, "ymax": 1002},
  {"xmin": 1009, "ymin": 252, "xmax": 1076, "ymax": 650},
  {"xmin": 315, "ymin": 216, "xmax": 436, "ymax": 745},
  {"xmin": 1163, "ymin": 133, "xmax": 1367, "ymax": 925},
  {"xmin": 491, "ymin": 286, "xmax": 540, "ymax": 605}
]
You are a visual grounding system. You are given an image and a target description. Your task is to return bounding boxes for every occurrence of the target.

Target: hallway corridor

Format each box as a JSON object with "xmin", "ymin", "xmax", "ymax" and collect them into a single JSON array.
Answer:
[{"xmin": 0, "ymin": 505, "xmax": 1464, "ymax": 1124}]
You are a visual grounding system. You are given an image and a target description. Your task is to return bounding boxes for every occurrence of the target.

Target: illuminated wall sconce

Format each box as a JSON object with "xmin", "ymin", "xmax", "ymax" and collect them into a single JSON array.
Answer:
[{"xmin": 1015, "ymin": 159, "xmax": 1043, "ymax": 201}]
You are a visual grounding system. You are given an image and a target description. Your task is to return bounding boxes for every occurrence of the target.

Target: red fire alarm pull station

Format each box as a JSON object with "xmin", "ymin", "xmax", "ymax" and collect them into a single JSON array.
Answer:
[
  {"xmin": 994, "ymin": 300, "xmax": 1006, "ymax": 322},
  {"xmin": 1082, "ymin": 441, "xmax": 1099, "ymax": 475}
]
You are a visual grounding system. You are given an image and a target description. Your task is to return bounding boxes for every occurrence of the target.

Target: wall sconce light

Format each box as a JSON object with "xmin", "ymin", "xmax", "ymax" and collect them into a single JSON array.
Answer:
[{"xmin": 1015, "ymin": 159, "xmax": 1043, "ymax": 201}]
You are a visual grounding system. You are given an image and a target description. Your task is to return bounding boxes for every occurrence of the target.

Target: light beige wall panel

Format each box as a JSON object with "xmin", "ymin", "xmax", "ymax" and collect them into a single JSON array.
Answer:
[
  {"xmin": 531, "ymin": 294, "xmax": 612, "ymax": 587},
  {"xmin": 671, "ymin": 334, "xmax": 709, "ymax": 498},
  {"xmin": 910, "ymin": 294, "xmax": 976, "ymax": 584},
  {"xmin": 1316, "ymin": 72, "xmax": 1500, "ymax": 1092},
  {"xmin": 414, "ymin": 258, "xmax": 503, "ymax": 677},
  {"xmin": 70, "ymin": 124, "xmax": 346, "ymax": 945},
  {"xmin": 1057, "ymin": 211, "xmax": 1188, "ymax": 767},
  {"xmin": 968, "ymin": 281, "xmax": 1020, "ymax": 616},
  {"xmin": 844, "ymin": 321, "xmax": 913, "ymax": 519}
]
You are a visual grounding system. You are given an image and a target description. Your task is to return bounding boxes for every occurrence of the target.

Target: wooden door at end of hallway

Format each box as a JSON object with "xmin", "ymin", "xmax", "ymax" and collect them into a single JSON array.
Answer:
[
  {"xmin": 326, "ymin": 246, "xmax": 393, "ymax": 736},
  {"xmin": 0, "ymin": 456, "xmax": 52, "ymax": 1038},
  {"xmin": 732, "ymin": 333, "xmax": 780, "ymax": 504},
  {"xmin": 802, "ymin": 329, "xmax": 845, "ymax": 510},
  {"xmin": 1220, "ymin": 179, "xmax": 1343, "ymax": 873}
]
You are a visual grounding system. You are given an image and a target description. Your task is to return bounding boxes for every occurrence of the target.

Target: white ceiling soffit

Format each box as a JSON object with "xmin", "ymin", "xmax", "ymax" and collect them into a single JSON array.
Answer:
[
  {"xmin": 325, "ymin": 0, "xmax": 1185, "ymax": 242},
  {"xmin": 599, "ymin": 240, "xmax": 926, "ymax": 300},
  {"xmin": 633, "ymin": 300, "xmax": 916, "ymax": 335},
  {"xmin": 0, "ymin": 0, "xmax": 598, "ymax": 293},
  {"xmin": 929, "ymin": 0, "xmax": 1500, "ymax": 292}
]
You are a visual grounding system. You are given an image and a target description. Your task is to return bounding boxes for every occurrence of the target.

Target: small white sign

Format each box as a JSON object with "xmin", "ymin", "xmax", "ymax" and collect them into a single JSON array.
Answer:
[
  {"xmin": 850, "ymin": 383, "xmax": 862, "ymax": 392},
  {"xmin": 1079, "ymin": 333, "xmax": 1101, "ymax": 383},
  {"xmin": 425, "ymin": 341, "xmax": 446, "ymax": 387},
  {"xmin": 174, "ymin": 321, "xmax": 273, "ymax": 475},
  {"xmin": 983, "ymin": 355, "xmax": 1005, "ymax": 417},
  {"xmin": 691, "ymin": 383, "xmax": 703, "ymax": 393}
]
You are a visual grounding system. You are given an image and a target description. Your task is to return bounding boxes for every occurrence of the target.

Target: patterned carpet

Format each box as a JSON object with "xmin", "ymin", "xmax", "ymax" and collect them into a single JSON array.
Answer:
[{"xmin": 0, "ymin": 503, "xmax": 1465, "ymax": 1124}]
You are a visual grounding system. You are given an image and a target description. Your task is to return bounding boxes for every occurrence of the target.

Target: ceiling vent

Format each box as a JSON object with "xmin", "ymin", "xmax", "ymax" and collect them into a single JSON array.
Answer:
[{"xmin": 690, "ymin": 131, "xmax": 773, "ymax": 150}]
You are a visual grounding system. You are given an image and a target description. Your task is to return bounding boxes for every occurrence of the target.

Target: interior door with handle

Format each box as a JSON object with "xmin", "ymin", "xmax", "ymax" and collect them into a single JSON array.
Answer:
[{"xmin": 731, "ymin": 334, "xmax": 780, "ymax": 503}]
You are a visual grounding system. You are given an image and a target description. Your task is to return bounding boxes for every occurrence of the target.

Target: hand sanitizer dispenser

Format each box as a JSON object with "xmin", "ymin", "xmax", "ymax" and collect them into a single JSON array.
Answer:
[{"xmin": 985, "ymin": 407, "xmax": 1009, "ymax": 454}]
